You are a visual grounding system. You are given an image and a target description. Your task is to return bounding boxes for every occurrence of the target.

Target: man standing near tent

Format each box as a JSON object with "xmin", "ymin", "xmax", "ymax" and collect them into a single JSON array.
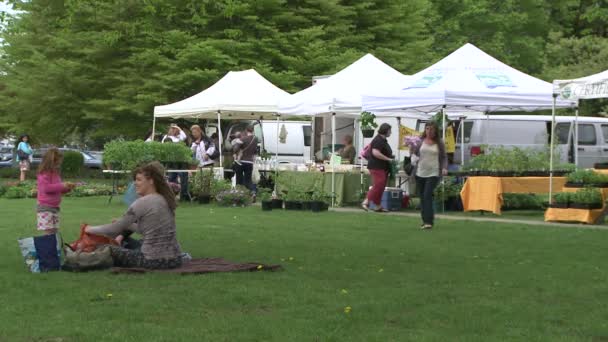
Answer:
[
  {"xmin": 162, "ymin": 124, "xmax": 191, "ymax": 201},
  {"xmin": 233, "ymin": 125, "xmax": 259, "ymax": 199}
]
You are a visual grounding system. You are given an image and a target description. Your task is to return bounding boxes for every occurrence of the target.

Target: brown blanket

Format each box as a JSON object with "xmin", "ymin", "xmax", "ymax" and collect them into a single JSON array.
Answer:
[{"xmin": 110, "ymin": 258, "xmax": 282, "ymax": 274}]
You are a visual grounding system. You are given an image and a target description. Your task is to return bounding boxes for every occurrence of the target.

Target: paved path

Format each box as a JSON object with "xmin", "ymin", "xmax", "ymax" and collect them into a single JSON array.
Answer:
[{"xmin": 330, "ymin": 207, "xmax": 608, "ymax": 230}]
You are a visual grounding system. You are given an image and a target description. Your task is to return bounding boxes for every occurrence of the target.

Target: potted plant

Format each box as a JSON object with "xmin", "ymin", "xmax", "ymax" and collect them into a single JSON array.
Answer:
[
  {"xmin": 191, "ymin": 168, "xmax": 214, "ymax": 204},
  {"xmin": 258, "ymin": 187, "xmax": 273, "ymax": 211},
  {"xmin": 359, "ymin": 111, "xmax": 377, "ymax": 138},
  {"xmin": 283, "ymin": 189, "xmax": 303, "ymax": 210},
  {"xmin": 300, "ymin": 191, "xmax": 313, "ymax": 211},
  {"xmin": 550, "ymin": 192, "xmax": 570, "ymax": 208},
  {"xmin": 570, "ymin": 188, "xmax": 603, "ymax": 210},
  {"xmin": 311, "ymin": 188, "xmax": 329, "ymax": 212}
]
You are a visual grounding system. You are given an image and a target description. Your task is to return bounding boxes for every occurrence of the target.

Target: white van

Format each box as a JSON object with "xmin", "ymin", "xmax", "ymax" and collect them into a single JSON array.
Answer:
[
  {"xmin": 217, "ymin": 120, "xmax": 312, "ymax": 164},
  {"xmin": 439, "ymin": 114, "xmax": 608, "ymax": 168}
]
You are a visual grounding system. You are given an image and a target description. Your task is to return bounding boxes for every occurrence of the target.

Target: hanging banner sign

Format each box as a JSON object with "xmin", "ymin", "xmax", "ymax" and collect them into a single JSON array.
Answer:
[
  {"xmin": 556, "ymin": 81, "xmax": 608, "ymax": 100},
  {"xmin": 444, "ymin": 125, "xmax": 456, "ymax": 153},
  {"xmin": 399, "ymin": 125, "xmax": 421, "ymax": 150}
]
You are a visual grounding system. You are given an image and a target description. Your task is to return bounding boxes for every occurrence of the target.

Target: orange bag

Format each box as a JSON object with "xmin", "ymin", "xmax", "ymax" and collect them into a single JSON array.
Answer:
[{"xmin": 68, "ymin": 224, "xmax": 118, "ymax": 253}]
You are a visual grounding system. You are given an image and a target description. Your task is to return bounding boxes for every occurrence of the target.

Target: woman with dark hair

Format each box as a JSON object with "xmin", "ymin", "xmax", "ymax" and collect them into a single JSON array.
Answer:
[
  {"xmin": 363, "ymin": 123, "xmax": 394, "ymax": 212},
  {"xmin": 86, "ymin": 162, "xmax": 183, "ymax": 269},
  {"xmin": 411, "ymin": 122, "xmax": 448, "ymax": 230},
  {"xmin": 16, "ymin": 134, "xmax": 33, "ymax": 182}
]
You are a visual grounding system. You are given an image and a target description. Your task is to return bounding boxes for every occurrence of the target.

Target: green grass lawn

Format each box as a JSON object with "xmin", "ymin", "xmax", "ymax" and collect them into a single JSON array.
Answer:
[{"xmin": 2, "ymin": 197, "xmax": 608, "ymax": 341}]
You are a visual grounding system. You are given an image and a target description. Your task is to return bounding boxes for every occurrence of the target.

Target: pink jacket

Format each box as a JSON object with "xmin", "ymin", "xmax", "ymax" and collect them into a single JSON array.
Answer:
[{"xmin": 37, "ymin": 172, "xmax": 69, "ymax": 208}]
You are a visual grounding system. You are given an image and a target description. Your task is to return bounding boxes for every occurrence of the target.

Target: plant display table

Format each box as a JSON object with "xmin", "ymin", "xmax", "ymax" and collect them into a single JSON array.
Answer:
[
  {"xmin": 544, "ymin": 187, "xmax": 608, "ymax": 224},
  {"xmin": 275, "ymin": 171, "xmax": 371, "ymax": 207},
  {"xmin": 460, "ymin": 176, "xmax": 567, "ymax": 215}
]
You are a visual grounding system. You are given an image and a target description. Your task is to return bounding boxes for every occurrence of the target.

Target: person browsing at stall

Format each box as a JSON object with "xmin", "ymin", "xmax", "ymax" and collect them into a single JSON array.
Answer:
[
  {"xmin": 338, "ymin": 135, "xmax": 356, "ymax": 164},
  {"xmin": 363, "ymin": 123, "xmax": 394, "ymax": 213},
  {"xmin": 190, "ymin": 125, "xmax": 215, "ymax": 168}
]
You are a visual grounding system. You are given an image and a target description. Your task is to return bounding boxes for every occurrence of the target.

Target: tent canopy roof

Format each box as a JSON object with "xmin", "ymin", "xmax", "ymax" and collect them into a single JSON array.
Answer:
[
  {"xmin": 154, "ymin": 69, "xmax": 289, "ymax": 119},
  {"xmin": 278, "ymin": 54, "xmax": 410, "ymax": 117},
  {"xmin": 363, "ymin": 43, "xmax": 576, "ymax": 113},
  {"xmin": 553, "ymin": 69, "xmax": 608, "ymax": 101}
]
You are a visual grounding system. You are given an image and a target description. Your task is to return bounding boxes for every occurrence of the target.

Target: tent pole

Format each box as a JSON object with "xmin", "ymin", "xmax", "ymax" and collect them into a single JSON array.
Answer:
[
  {"xmin": 275, "ymin": 115, "xmax": 280, "ymax": 193},
  {"xmin": 217, "ymin": 111, "xmax": 223, "ymax": 173},
  {"xmin": 441, "ymin": 106, "xmax": 446, "ymax": 214},
  {"xmin": 331, "ymin": 113, "xmax": 336, "ymax": 207},
  {"xmin": 575, "ymin": 105, "xmax": 579, "ymax": 168},
  {"xmin": 357, "ymin": 118, "xmax": 364, "ymax": 201},
  {"xmin": 549, "ymin": 94, "xmax": 557, "ymax": 204},
  {"xmin": 397, "ymin": 117, "xmax": 401, "ymax": 187},
  {"xmin": 152, "ymin": 116, "xmax": 156, "ymax": 142},
  {"xmin": 460, "ymin": 116, "xmax": 465, "ymax": 168}
]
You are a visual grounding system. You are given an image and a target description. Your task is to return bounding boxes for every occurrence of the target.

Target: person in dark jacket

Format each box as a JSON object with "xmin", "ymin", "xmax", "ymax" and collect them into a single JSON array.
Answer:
[
  {"xmin": 362, "ymin": 123, "xmax": 394, "ymax": 212},
  {"xmin": 410, "ymin": 122, "xmax": 448, "ymax": 229}
]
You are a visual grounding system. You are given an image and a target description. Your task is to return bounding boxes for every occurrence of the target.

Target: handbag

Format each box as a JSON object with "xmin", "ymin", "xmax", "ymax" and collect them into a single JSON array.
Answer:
[
  {"xmin": 18, "ymin": 233, "xmax": 63, "ymax": 273},
  {"xmin": 63, "ymin": 245, "xmax": 113, "ymax": 272},
  {"xmin": 17, "ymin": 149, "xmax": 29, "ymax": 160},
  {"xmin": 359, "ymin": 144, "xmax": 371, "ymax": 160},
  {"xmin": 252, "ymin": 163, "xmax": 261, "ymax": 184},
  {"xmin": 69, "ymin": 224, "xmax": 118, "ymax": 253},
  {"xmin": 403, "ymin": 156, "xmax": 414, "ymax": 176}
]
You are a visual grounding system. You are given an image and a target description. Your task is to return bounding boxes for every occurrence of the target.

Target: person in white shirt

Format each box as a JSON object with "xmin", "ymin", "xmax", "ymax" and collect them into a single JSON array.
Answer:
[
  {"xmin": 162, "ymin": 124, "xmax": 187, "ymax": 143},
  {"xmin": 190, "ymin": 125, "xmax": 215, "ymax": 167}
]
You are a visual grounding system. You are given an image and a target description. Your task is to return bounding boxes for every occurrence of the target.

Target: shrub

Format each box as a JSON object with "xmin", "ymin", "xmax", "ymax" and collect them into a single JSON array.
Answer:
[
  {"xmin": 553, "ymin": 192, "xmax": 571, "ymax": 204},
  {"xmin": 0, "ymin": 184, "xmax": 6, "ymax": 196},
  {"xmin": 0, "ymin": 167, "xmax": 19, "ymax": 178},
  {"xmin": 61, "ymin": 151, "xmax": 84, "ymax": 178},
  {"xmin": 103, "ymin": 140, "xmax": 194, "ymax": 171},
  {"xmin": 4, "ymin": 186, "xmax": 28, "ymax": 199},
  {"xmin": 210, "ymin": 179, "xmax": 232, "ymax": 199}
]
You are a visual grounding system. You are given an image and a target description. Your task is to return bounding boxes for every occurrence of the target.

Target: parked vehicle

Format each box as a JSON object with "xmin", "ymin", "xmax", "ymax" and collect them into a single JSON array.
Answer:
[
  {"xmin": 440, "ymin": 114, "xmax": 608, "ymax": 168},
  {"xmin": 31, "ymin": 148, "xmax": 102, "ymax": 169},
  {"xmin": 0, "ymin": 146, "xmax": 14, "ymax": 168}
]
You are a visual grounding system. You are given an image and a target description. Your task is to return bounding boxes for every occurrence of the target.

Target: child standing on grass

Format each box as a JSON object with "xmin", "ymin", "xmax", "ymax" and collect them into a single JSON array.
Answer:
[{"xmin": 36, "ymin": 148, "xmax": 75, "ymax": 234}]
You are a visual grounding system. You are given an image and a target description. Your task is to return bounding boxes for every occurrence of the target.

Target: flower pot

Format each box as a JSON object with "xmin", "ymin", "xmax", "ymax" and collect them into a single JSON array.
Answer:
[
  {"xmin": 594, "ymin": 163, "xmax": 608, "ymax": 169},
  {"xmin": 261, "ymin": 200, "xmax": 273, "ymax": 211},
  {"xmin": 301, "ymin": 201, "xmax": 312, "ymax": 211},
  {"xmin": 271, "ymin": 199, "xmax": 283, "ymax": 209},
  {"xmin": 570, "ymin": 202, "xmax": 602, "ymax": 210},
  {"xmin": 285, "ymin": 201, "xmax": 302, "ymax": 210},
  {"xmin": 311, "ymin": 201, "xmax": 324, "ymax": 212},
  {"xmin": 197, "ymin": 195, "xmax": 211, "ymax": 204},
  {"xmin": 361, "ymin": 129, "xmax": 375, "ymax": 138},
  {"xmin": 564, "ymin": 182, "xmax": 585, "ymax": 188},
  {"xmin": 548, "ymin": 203, "xmax": 569, "ymax": 209}
]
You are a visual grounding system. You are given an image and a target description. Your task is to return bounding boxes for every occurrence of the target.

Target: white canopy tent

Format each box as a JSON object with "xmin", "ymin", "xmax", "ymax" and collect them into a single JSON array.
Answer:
[
  {"xmin": 153, "ymin": 69, "xmax": 290, "ymax": 172},
  {"xmin": 278, "ymin": 53, "xmax": 410, "ymax": 206},
  {"xmin": 549, "ymin": 69, "xmax": 608, "ymax": 201},
  {"xmin": 362, "ymin": 43, "xmax": 577, "ymax": 210}
]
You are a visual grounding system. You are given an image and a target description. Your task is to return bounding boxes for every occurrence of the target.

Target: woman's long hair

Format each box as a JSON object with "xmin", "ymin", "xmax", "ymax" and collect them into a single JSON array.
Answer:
[
  {"xmin": 421, "ymin": 122, "xmax": 441, "ymax": 144},
  {"xmin": 133, "ymin": 161, "xmax": 177, "ymax": 214},
  {"xmin": 38, "ymin": 148, "xmax": 63, "ymax": 175}
]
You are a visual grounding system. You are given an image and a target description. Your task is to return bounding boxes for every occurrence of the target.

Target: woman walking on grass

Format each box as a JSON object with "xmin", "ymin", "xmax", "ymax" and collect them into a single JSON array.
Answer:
[{"xmin": 411, "ymin": 122, "xmax": 448, "ymax": 230}]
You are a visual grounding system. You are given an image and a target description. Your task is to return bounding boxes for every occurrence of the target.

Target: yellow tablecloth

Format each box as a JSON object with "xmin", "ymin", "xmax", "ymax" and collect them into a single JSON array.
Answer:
[
  {"xmin": 544, "ymin": 187, "xmax": 608, "ymax": 224},
  {"xmin": 460, "ymin": 177, "xmax": 567, "ymax": 215},
  {"xmin": 593, "ymin": 169, "xmax": 608, "ymax": 175}
]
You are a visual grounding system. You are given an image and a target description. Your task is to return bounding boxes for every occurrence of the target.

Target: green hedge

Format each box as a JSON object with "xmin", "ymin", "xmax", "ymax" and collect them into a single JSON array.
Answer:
[
  {"xmin": 61, "ymin": 151, "xmax": 84, "ymax": 178},
  {"xmin": 103, "ymin": 140, "xmax": 194, "ymax": 171}
]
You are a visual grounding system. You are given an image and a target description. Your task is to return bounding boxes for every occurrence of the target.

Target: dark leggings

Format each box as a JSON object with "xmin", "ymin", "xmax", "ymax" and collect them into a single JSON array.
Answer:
[
  {"xmin": 416, "ymin": 176, "xmax": 440, "ymax": 225},
  {"xmin": 234, "ymin": 162, "xmax": 254, "ymax": 191}
]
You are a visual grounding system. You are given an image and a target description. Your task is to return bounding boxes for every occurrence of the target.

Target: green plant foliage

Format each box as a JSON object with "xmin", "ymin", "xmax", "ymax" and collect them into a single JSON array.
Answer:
[
  {"xmin": 4, "ymin": 186, "xmax": 27, "ymax": 199},
  {"xmin": 502, "ymin": 193, "xmax": 544, "ymax": 210},
  {"xmin": 61, "ymin": 151, "xmax": 84, "ymax": 178},
  {"xmin": 566, "ymin": 170, "xmax": 608, "ymax": 185},
  {"xmin": 571, "ymin": 188, "xmax": 603, "ymax": 205},
  {"xmin": 189, "ymin": 168, "xmax": 214, "ymax": 198},
  {"xmin": 103, "ymin": 140, "xmax": 193, "ymax": 171},
  {"xmin": 359, "ymin": 111, "xmax": 378, "ymax": 130},
  {"xmin": 464, "ymin": 146, "xmax": 575, "ymax": 173},
  {"xmin": 553, "ymin": 192, "xmax": 571, "ymax": 204},
  {"xmin": 257, "ymin": 187, "xmax": 273, "ymax": 202},
  {"xmin": 433, "ymin": 177, "xmax": 463, "ymax": 202}
]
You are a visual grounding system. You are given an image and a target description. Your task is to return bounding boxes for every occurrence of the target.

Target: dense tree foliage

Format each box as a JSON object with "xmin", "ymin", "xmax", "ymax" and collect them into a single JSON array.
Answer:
[{"xmin": 0, "ymin": 0, "xmax": 606, "ymax": 145}]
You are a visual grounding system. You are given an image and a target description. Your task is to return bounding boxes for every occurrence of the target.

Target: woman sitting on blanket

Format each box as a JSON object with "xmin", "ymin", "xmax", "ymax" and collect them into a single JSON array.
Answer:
[{"xmin": 86, "ymin": 162, "xmax": 183, "ymax": 269}]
